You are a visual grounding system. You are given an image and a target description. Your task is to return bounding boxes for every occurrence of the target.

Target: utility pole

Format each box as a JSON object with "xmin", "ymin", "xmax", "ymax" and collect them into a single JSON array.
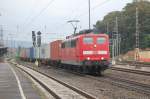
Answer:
[
  {"xmin": 88, "ymin": 0, "xmax": 91, "ymax": 29},
  {"xmin": 112, "ymin": 16, "xmax": 119, "ymax": 64},
  {"xmin": 8, "ymin": 33, "xmax": 13, "ymax": 57},
  {"xmin": 135, "ymin": 7, "xmax": 139, "ymax": 49},
  {"xmin": 112, "ymin": 33, "xmax": 115, "ymax": 65},
  {"xmin": 115, "ymin": 17, "xmax": 119, "ymax": 58},
  {"xmin": 113, "ymin": 17, "xmax": 119, "ymax": 57},
  {"xmin": 44, "ymin": 25, "xmax": 47, "ymax": 43},
  {"xmin": 135, "ymin": 7, "xmax": 140, "ymax": 61}
]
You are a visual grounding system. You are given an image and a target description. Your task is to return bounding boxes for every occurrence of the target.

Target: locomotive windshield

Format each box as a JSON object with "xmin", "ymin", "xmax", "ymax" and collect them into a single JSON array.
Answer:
[
  {"xmin": 97, "ymin": 37, "xmax": 106, "ymax": 44},
  {"xmin": 83, "ymin": 37, "xmax": 93, "ymax": 44}
]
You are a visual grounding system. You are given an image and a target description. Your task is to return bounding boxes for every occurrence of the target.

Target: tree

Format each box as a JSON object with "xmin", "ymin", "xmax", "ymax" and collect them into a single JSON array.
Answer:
[{"xmin": 94, "ymin": 0, "xmax": 150, "ymax": 54}]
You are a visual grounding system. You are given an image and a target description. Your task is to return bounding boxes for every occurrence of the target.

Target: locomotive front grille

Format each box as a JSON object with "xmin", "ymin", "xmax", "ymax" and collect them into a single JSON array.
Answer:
[{"xmin": 83, "ymin": 60, "xmax": 109, "ymax": 66}]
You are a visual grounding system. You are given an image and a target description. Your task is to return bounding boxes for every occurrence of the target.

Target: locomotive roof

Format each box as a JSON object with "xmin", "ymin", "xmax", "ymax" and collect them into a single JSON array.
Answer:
[{"xmin": 63, "ymin": 32, "xmax": 108, "ymax": 42}]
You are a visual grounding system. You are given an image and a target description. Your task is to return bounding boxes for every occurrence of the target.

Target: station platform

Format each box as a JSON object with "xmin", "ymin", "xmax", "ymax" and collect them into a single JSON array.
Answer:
[{"xmin": 0, "ymin": 62, "xmax": 43, "ymax": 99}]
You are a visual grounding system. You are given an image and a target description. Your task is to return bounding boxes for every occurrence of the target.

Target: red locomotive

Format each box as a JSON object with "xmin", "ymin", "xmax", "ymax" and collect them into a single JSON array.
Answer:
[{"xmin": 59, "ymin": 31, "xmax": 110, "ymax": 74}]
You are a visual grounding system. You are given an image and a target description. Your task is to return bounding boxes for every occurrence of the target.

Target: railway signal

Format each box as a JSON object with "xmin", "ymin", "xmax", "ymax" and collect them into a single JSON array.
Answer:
[
  {"xmin": 37, "ymin": 31, "xmax": 41, "ymax": 47},
  {"xmin": 32, "ymin": 31, "xmax": 36, "ymax": 47},
  {"xmin": 32, "ymin": 31, "xmax": 42, "ymax": 67}
]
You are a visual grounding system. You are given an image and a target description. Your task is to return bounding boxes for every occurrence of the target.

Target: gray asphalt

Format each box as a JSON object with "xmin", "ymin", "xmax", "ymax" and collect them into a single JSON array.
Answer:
[{"xmin": 0, "ymin": 62, "xmax": 43, "ymax": 99}]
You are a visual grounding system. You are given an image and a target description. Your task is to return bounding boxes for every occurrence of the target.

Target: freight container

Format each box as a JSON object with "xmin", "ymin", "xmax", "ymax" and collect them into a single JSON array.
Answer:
[
  {"xmin": 20, "ymin": 49, "xmax": 23, "ymax": 58},
  {"xmin": 22, "ymin": 48, "xmax": 26, "ymax": 59},
  {"xmin": 33, "ymin": 47, "xmax": 39, "ymax": 59},
  {"xmin": 29, "ymin": 47, "xmax": 34, "ymax": 59},
  {"xmin": 40, "ymin": 44, "xmax": 50, "ymax": 59},
  {"xmin": 19, "ymin": 48, "xmax": 25, "ymax": 58},
  {"xmin": 50, "ymin": 40, "xmax": 62, "ymax": 61},
  {"xmin": 45, "ymin": 43, "xmax": 50, "ymax": 59},
  {"xmin": 16, "ymin": 47, "xmax": 21, "ymax": 58},
  {"xmin": 40, "ymin": 44, "xmax": 47, "ymax": 59},
  {"xmin": 32, "ymin": 47, "xmax": 36, "ymax": 59},
  {"xmin": 26, "ymin": 48, "xmax": 30, "ymax": 58}
]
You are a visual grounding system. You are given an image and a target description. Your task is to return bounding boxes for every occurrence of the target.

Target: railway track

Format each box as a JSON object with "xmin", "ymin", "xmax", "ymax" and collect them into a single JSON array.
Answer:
[
  {"xmin": 56, "ymin": 66, "xmax": 150, "ymax": 96},
  {"xmin": 110, "ymin": 66, "xmax": 150, "ymax": 76},
  {"xmin": 56, "ymin": 66, "xmax": 150, "ymax": 95},
  {"xmin": 117, "ymin": 62, "xmax": 150, "ymax": 67},
  {"xmin": 86, "ymin": 75, "xmax": 150, "ymax": 96},
  {"xmin": 13, "ymin": 60, "xmax": 150, "ymax": 97},
  {"xmin": 11, "ymin": 61, "xmax": 96, "ymax": 99}
]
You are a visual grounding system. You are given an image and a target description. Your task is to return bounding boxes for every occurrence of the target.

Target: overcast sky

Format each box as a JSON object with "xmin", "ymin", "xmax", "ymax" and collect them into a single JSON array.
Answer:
[{"xmin": 0, "ymin": 0, "xmax": 132, "ymax": 43}]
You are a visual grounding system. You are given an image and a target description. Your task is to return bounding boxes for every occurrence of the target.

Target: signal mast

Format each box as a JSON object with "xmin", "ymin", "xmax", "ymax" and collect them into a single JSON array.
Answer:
[{"xmin": 135, "ymin": 7, "xmax": 140, "ymax": 62}]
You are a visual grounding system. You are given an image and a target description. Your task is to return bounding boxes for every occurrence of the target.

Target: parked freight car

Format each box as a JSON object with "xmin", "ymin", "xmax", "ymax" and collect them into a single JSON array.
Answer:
[
  {"xmin": 29, "ymin": 47, "xmax": 34, "ymax": 61},
  {"xmin": 50, "ymin": 40, "xmax": 62, "ymax": 65},
  {"xmin": 40, "ymin": 44, "xmax": 51, "ymax": 64},
  {"xmin": 20, "ymin": 48, "xmax": 26, "ymax": 60}
]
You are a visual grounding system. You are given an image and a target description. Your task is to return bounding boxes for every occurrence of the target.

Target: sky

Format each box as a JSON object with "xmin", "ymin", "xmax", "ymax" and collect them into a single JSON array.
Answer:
[{"xmin": 0, "ymin": 0, "xmax": 133, "ymax": 44}]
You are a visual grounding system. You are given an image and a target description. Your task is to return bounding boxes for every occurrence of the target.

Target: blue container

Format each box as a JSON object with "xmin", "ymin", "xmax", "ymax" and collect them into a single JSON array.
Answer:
[{"xmin": 29, "ymin": 47, "xmax": 34, "ymax": 59}]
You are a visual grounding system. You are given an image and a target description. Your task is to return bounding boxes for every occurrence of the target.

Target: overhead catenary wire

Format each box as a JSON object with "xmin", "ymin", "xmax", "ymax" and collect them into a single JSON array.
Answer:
[
  {"xmin": 56, "ymin": 0, "xmax": 111, "ymax": 32},
  {"xmin": 22, "ymin": 0, "xmax": 38, "ymax": 28},
  {"xmin": 75, "ymin": 0, "xmax": 111, "ymax": 19},
  {"xmin": 23, "ymin": 0, "xmax": 55, "ymax": 30},
  {"xmin": 46, "ymin": 0, "xmax": 112, "ymax": 41},
  {"xmin": 22, "ymin": 0, "xmax": 111, "ymax": 43},
  {"xmin": 24, "ymin": 0, "xmax": 111, "ymax": 32}
]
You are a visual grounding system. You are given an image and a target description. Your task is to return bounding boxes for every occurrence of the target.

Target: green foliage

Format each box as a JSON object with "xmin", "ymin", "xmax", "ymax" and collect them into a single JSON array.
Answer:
[{"xmin": 94, "ymin": 0, "xmax": 150, "ymax": 53}]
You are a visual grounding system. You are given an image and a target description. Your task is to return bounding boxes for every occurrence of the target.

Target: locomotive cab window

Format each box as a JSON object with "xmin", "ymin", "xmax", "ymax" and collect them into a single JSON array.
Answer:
[
  {"xmin": 83, "ymin": 37, "xmax": 93, "ymax": 44},
  {"xmin": 97, "ymin": 37, "xmax": 106, "ymax": 44}
]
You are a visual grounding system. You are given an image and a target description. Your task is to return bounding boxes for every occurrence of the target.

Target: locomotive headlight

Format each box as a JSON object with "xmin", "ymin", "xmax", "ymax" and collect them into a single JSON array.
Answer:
[
  {"xmin": 101, "ymin": 57, "xmax": 104, "ymax": 60},
  {"xmin": 94, "ymin": 44, "xmax": 97, "ymax": 48},
  {"xmin": 87, "ymin": 57, "xmax": 90, "ymax": 60}
]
